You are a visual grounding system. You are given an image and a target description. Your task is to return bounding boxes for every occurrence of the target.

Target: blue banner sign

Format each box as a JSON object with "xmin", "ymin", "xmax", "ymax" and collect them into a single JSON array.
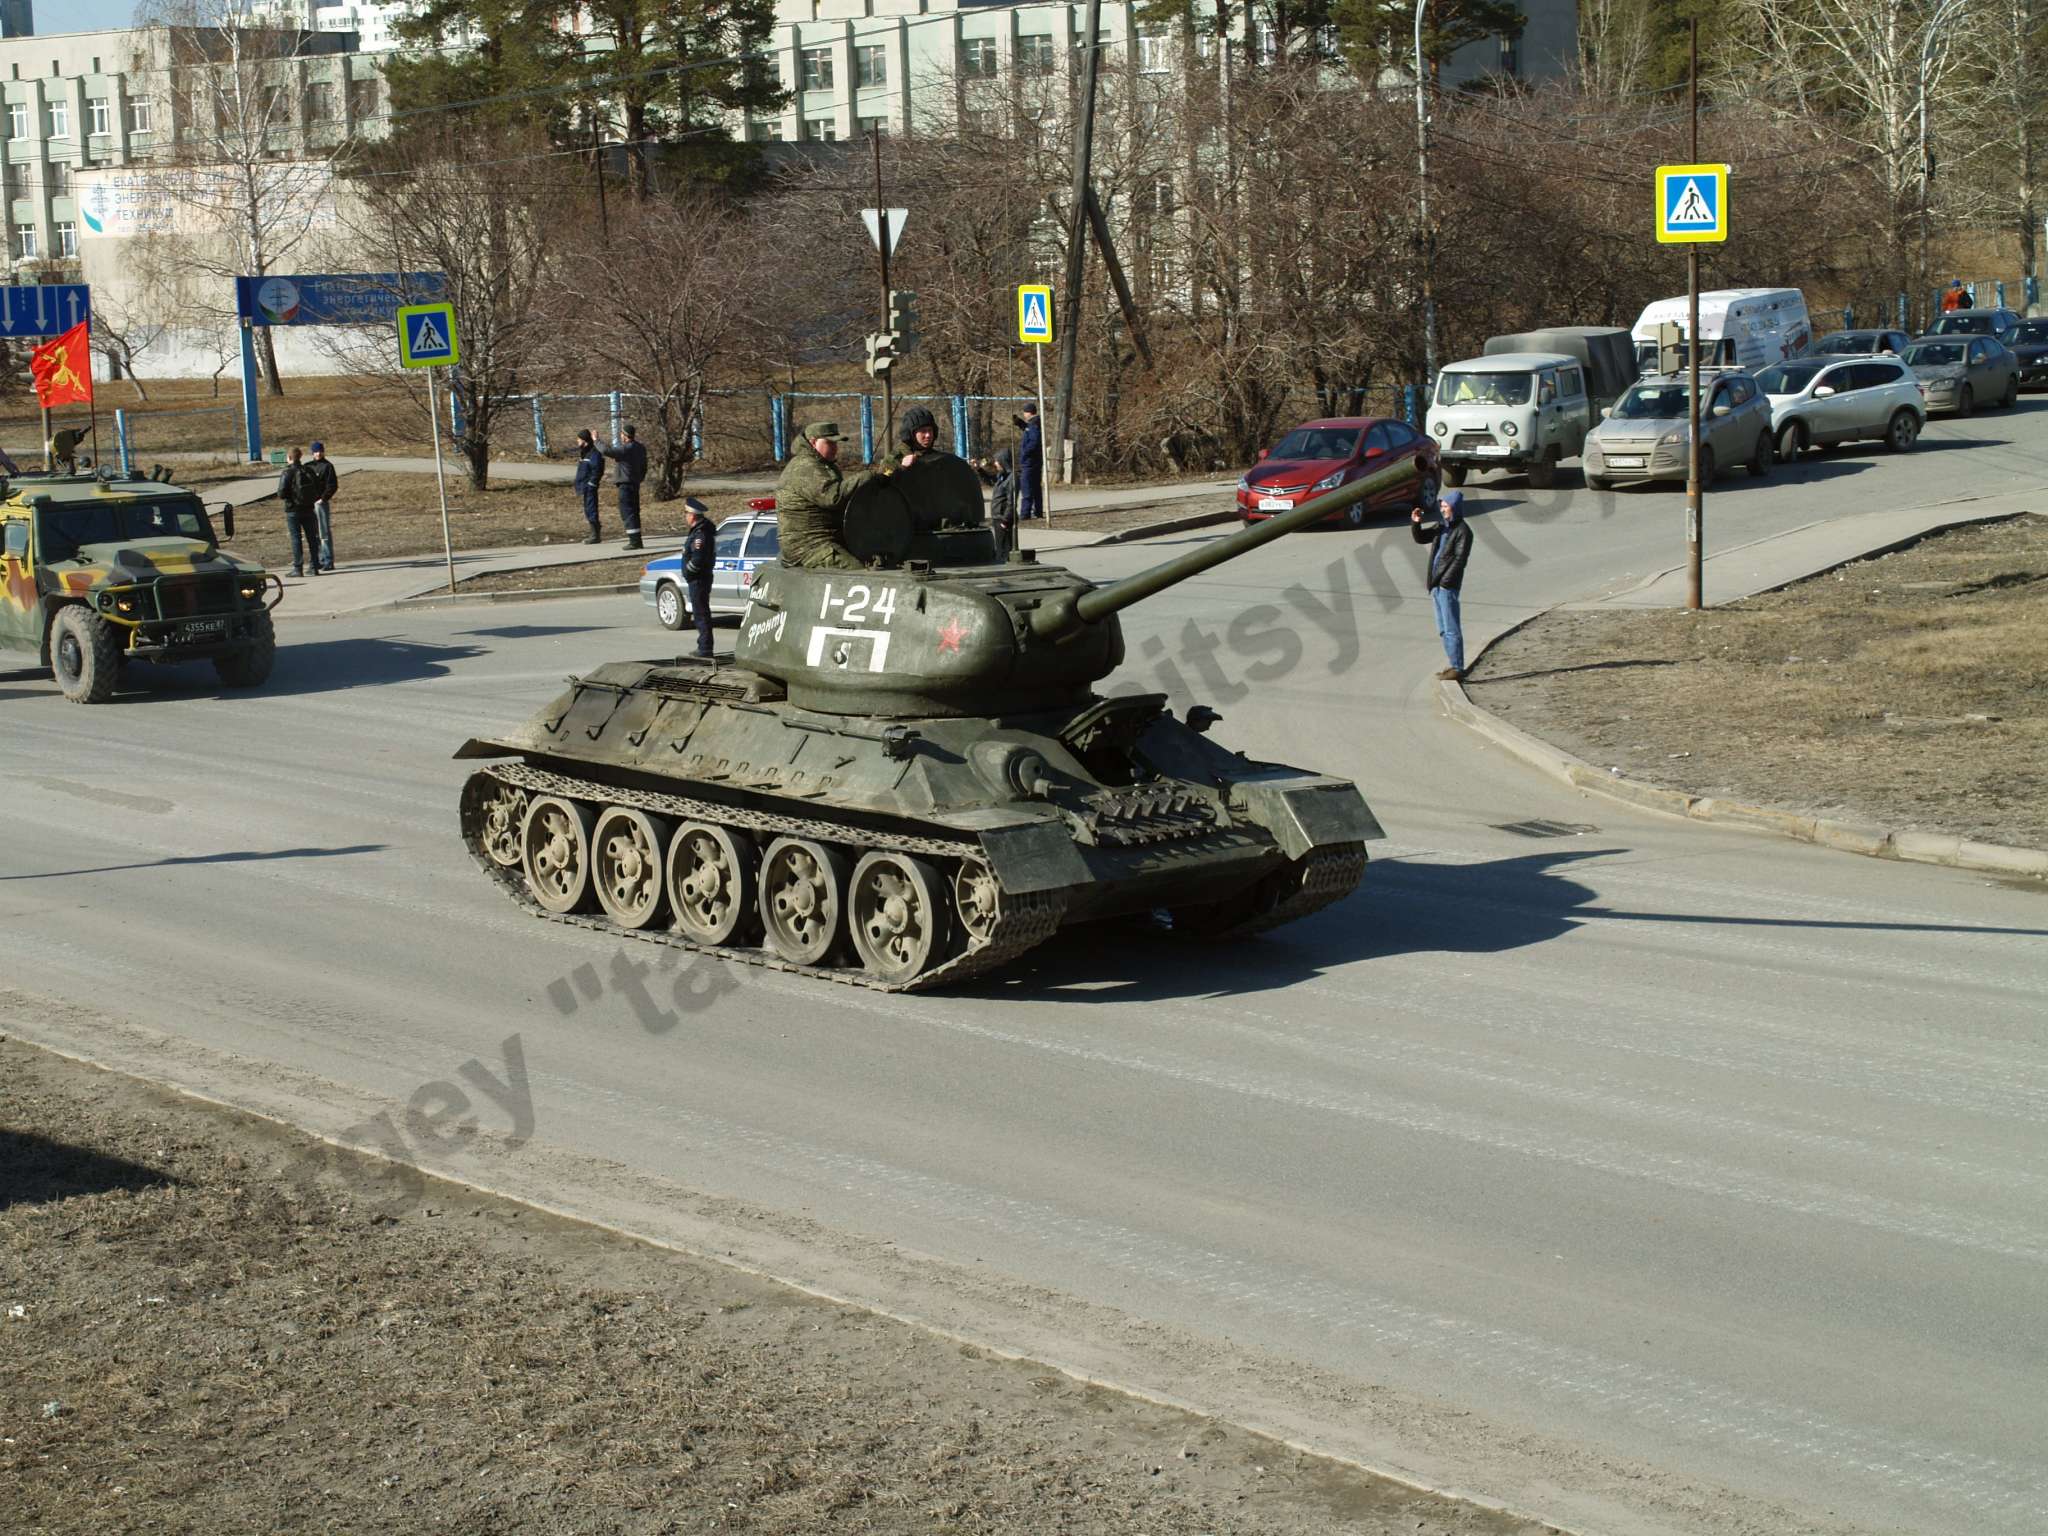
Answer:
[
  {"xmin": 0, "ymin": 282, "xmax": 90, "ymax": 338},
  {"xmin": 234, "ymin": 271, "xmax": 446, "ymax": 327}
]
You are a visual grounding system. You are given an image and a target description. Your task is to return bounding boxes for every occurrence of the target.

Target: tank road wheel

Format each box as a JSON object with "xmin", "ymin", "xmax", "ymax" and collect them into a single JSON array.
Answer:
[
  {"xmin": 759, "ymin": 837, "xmax": 849, "ymax": 966},
  {"xmin": 522, "ymin": 796, "xmax": 597, "ymax": 914},
  {"xmin": 465, "ymin": 775, "xmax": 530, "ymax": 868},
  {"xmin": 667, "ymin": 822, "xmax": 759, "ymax": 946},
  {"xmin": 51, "ymin": 606, "xmax": 121, "ymax": 704},
  {"xmin": 952, "ymin": 858, "xmax": 1003, "ymax": 946},
  {"xmin": 593, "ymin": 807, "xmax": 672, "ymax": 930},
  {"xmin": 849, "ymin": 852, "xmax": 949, "ymax": 983}
]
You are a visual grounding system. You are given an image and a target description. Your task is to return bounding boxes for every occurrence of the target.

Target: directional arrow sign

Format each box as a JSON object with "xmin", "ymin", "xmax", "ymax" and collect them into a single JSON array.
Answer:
[
  {"xmin": 860, "ymin": 207, "xmax": 908, "ymax": 258},
  {"xmin": 0, "ymin": 282, "xmax": 90, "ymax": 338}
]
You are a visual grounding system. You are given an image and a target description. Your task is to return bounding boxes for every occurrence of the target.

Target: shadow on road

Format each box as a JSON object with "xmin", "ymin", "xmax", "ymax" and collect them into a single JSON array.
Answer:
[
  {"xmin": 2, "ymin": 843, "xmax": 388, "ymax": 881},
  {"xmin": 117, "ymin": 636, "xmax": 487, "ymax": 700},
  {"xmin": 1470, "ymin": 657, "xmax": 1680, "ymax": 685},
  {"xmin": 0, "ymin": 1129, "xmax": 176, "ymax": 1211},
  {"xmin": 459, "ymin": 624, "xmax": 613, "ymax": 640},
  {"xmin": 978, "ymin": 847, "xmax": 2048, "ymax": 1000}
]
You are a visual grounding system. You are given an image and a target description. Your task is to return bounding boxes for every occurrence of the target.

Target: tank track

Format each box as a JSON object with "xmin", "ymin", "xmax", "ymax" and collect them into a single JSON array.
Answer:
[
  {"xmin": 462, "ymin": 763, "xmax": 1067, "ymax": 992},
  {"xmin": 1188, "ymin": 842, "xmax": 1367, "ymax": 940}
]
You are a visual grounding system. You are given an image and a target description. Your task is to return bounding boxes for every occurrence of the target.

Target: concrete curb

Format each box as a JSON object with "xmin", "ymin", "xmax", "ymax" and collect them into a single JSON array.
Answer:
[
  {"xmin": 1090, "ymin": 506, "xmax": 1238, "ymax": 543},
  {"xmin": 1439, "ymin": 676, "xmax": 2048, "ymax": 881}
]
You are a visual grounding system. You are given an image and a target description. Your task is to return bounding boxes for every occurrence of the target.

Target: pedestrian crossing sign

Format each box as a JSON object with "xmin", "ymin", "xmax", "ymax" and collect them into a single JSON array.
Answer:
[
  {"xmin": 1017, "ymin": 284, "xmax": 1054, "ymax": 345},
  {"xmin": 1656, "ymin": 163, "xmax": 1729, "ymax": 244},
  {"xmin": 397, "ymin": 301, "xmax": 460, "ymax": 368}
]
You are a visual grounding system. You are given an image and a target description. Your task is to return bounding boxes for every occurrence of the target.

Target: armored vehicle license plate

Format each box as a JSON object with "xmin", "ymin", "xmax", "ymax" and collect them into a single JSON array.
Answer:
[{"xmin": 175, "ymin": 617, "xmax": 229, "ymax": 641}]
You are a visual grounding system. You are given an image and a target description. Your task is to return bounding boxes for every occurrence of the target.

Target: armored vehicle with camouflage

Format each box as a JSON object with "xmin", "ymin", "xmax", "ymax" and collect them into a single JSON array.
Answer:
[
  {"xmin": 459, "ymin": 453, "xmax": 1408, "ymax": 990},
  {"xmin": 1, "ymin": 471, "xmax": 280, "ymax": 703}
]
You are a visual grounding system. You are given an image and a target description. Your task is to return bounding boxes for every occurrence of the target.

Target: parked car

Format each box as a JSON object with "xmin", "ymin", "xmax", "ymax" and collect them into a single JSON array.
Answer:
[
  {"xmin": 1237, "ymin": 417, "xmax": 1440, "ymax": 527},
  {"xmin": 1581, "ymin": 370, "xmax": 1775, "ymax": 488},
  {"xmin": 1900, "ymin": 336, "xmax": 2020, "ymax": 416},
  {"xmin": 2007, "ymin": 316, "xmax": 2048, "ymax": 389},
  {"xmin": 1811, "ymin": 328, "xmax": 1913, "ymax": 357},
  {"xmin": 640, "ymin": 501, "xmax": 778, "ymax": 629},
  {"xmin": 1755, "ymin": 356, "xmax": 1925, "ymax": 457},
  {"xmin": 1428, "ymin": 352, "xmax": 1592, "ymax": 489},
  {"xmin": 1925, "ymin": 307, "xmax": 2021, "ymax": 345}
]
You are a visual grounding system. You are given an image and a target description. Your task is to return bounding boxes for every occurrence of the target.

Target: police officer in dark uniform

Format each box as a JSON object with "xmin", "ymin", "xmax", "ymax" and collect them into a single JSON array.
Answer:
[
  {"xmin": 600, "ymin": 424, "xmax": 648, "ymax": 550},
  {"xmin": 680, "ymin": 497, "xmax": 715, "ymax": 658},
  {"xmin": 573, "ymin": 428, "xmax": 606, "ymax": 543}
]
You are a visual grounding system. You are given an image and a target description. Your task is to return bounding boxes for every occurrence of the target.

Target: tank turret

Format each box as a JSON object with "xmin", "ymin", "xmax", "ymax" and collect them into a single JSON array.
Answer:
[
  {"xmin": 457, "ymin": 451, "xmax": 1419, "ymax": 990},
  {"xmin": 738, "ymin": 452, "xmax": 1421, "ymax": 716}
]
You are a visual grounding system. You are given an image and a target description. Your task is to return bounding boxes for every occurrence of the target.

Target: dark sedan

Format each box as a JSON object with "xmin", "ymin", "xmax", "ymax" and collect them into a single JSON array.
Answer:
[
  {"xmin": 2010, "ymin": 317, "xmax": 2048, "ymax": 389},
  {"xmin": 1237, "ymin": 418, "xmax": 1440, "ymax": 528},
  {"xmin": 1927, "ymin": 307, "xmax": 2022, "ymax": 345},
  {"xmin": 1901, "ymin": 336, "xmax": 2020, "ymax": 416},
  {"xmin": 1813, "ymin": 329, "xmax": 1912, "ymax": 356}
]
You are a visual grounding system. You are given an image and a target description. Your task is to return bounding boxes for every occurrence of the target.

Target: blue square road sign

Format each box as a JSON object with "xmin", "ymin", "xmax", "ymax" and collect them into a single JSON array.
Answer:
[
  {"xmin": 397, "ymin": 302, "xmax": 460, "ymax": 368},
  {"xmin": 1655, "ymin": 163, "xmax": 1729, "ymax": 244}
]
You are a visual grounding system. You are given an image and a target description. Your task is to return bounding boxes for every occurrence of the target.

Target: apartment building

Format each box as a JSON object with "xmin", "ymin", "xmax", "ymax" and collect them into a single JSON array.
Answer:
[
  {"xmin": 741, "ymin": 0, "xmax": 1576, "ymax": 144},
  {"xmin": 1, "ymin": 24, "xmax": 382, "ymax": 276}
]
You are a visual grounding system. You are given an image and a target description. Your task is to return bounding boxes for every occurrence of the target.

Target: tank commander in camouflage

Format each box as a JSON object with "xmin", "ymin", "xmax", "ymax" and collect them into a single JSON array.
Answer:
[{"xmin": 777, "ymin": 420, "xmax": 895, "ymax": 570}]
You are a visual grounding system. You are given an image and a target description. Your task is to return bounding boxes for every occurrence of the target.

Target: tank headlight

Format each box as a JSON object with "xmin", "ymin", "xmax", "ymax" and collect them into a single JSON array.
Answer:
[
  {"xmin": 1432, "ymin": 420, "xmax": 1447, "ymax": 436},
  {"xmin": 238, "ymin": 582, "xmax": 261, "ymax": 601},
  {"xmin": 1500, "ymin": 420, "xmax": 1518, "ymax": 437}
]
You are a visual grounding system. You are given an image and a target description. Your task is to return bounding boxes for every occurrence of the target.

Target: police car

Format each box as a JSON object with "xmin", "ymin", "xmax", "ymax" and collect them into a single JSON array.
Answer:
[{"xmin": 640, "ymin": 499, "xmax": 779, "ymax": 630}]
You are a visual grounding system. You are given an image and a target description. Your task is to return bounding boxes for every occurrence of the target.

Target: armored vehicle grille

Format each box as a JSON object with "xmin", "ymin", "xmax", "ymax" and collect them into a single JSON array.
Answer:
[
  {"xmin": 157, "ymin": 575, "xmax": 237, "ymax": 617},
  {"xmin": 1077, "ymin": 784, "xmax": 1221, "ymax": 846},
  {"xmin": 641, "ymin": 670, "xmax": 782, "ymax": 704}
]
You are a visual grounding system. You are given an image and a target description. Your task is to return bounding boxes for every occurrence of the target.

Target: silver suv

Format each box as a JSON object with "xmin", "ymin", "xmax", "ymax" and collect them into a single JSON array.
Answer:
[
  {"xmin": 1756, "ymin": 356, "xmax": 1924, "ymax": 458},
  {"xmin": 1583, "ymin": 371, "xmax": 1774, "ymax": 489}
]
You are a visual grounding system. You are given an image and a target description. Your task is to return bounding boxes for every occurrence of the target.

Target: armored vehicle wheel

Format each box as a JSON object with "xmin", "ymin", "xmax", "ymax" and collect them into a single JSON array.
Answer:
[
  {"xmin": 214, "ymin": 610, "xmax": 276, "ymax": 688},
  {"xmin": 522, "ymin": 796, "xmax": 597, "ymax": 914},
  {"xmin": 668, "ymin": 821, "xmax": 758, "ymax": 945},
  {"xmin": 593, "ymin": 807, "xmax": 671, "ymax": 929},
  {"xmin": 849, "ymin": 852, "xmax": 949, "ymax": 982},
  {"xmin": 465, "ymin": 774, "xmax": 530, "ymax": 867},
  {"xmin": 51, "ymin": 605, "xmax": 121, "ymax": 704},
  {"xmin": 952, "ymin": 858, "xmax": 1003, "ymax": 945},
  {"xmin": 760, "ymin": 836, "xmax": 849, "ymax": 965}
]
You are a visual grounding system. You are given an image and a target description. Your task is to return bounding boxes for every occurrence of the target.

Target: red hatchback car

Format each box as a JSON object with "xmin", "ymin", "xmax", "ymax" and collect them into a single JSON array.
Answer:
[{"xmin": 1237, "ymin": 417, "xmax": 1441, "ymax": 527}]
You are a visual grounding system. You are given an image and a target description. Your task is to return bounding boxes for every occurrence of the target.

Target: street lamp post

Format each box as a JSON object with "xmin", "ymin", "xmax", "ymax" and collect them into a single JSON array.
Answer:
[{"xmin": 1414, "ymin": 1, "xmax": 1436, "ymax": 398}]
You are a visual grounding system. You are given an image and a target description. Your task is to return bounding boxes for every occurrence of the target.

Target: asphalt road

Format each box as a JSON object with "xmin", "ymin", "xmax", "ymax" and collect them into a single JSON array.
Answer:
[{"xmin": 6, "ymin": 405, "xmax": 2048, "ymax": 1536}]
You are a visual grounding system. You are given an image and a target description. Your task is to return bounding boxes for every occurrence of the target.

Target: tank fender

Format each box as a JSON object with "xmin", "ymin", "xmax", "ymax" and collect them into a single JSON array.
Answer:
[
  {"xmin": 455, "ymin": 738, "xmax": 522, "ymax": 759},
  {"xmin": 930, "ymin": 808, "xmax": 1090, "ymax": 894},
  {"xmin": 1228, "ymin": 775, "xmax": 1385, "ymax": 857}
]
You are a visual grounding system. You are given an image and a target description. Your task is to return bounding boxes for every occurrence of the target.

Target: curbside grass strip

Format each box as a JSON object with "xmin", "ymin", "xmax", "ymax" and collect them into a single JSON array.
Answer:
[{"xmin": 1439, "ymin": 674, "xmax": 2047, "ymax": 881}]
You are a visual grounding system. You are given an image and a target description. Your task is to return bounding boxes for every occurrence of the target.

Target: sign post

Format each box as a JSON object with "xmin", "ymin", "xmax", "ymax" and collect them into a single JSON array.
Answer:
[
  {"xmin": 1017, "ymin": 283, "xmax": 1054, "ymax": 530},
  {"xmin": 397, "ymin": 301, "xmax": 462, "ymax": 595},
  {"xmin": 1656, "ymin": 158, "xmax": 1728, "ymax": 612}
]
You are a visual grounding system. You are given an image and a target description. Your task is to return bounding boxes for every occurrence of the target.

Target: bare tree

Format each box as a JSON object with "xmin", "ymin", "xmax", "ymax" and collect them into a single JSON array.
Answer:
[
  {"xmin": 549, "ymin": 195, "xmax": 764, "ymax": 497},
  {"xmin": 131, "ymin": 0, "xmax": 342, "ymax": 396},
  {"xmin": 334, "ymin": 124, "xmax": 568, "ymax": 489}
]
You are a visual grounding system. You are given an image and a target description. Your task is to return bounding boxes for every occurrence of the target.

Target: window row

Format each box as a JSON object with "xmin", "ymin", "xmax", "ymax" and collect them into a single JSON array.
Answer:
[{"xmin": 12, "ymin": 221, "xmax": 77, "ymax": 258}]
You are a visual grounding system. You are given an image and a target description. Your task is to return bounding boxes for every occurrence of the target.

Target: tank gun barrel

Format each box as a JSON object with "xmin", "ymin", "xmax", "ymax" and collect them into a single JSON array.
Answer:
[{"xmin": 1029, "ymin": 455, "xmax": 1421, "ymax": 640}]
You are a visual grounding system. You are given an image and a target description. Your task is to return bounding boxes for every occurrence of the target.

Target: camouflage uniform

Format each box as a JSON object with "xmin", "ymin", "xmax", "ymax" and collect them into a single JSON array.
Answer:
[{"xmin": 776, "ymin": 427, "xmax": 888, "ymax": 570}]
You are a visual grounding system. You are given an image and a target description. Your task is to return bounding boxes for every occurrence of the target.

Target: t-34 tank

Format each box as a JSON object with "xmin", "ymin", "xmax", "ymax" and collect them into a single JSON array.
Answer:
[{"xmin": 457, "ymin": 452, "xmax": 1416, "ymax": 989}]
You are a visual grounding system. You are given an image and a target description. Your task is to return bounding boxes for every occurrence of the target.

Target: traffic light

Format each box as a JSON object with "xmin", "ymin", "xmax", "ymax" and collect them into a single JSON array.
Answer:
[
  {"xmin": 864, "ymin": 330, "xmax": 897, "ymax": 377},
  {"xmin": 887, "ymin": 289, "xmax": 918, "ymax": 354}
]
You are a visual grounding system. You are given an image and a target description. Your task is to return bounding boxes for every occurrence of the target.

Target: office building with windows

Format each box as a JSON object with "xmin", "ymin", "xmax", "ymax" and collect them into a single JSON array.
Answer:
[
  {"xmin": 0, "ymin": 24, "xmax": 383, "ymax": 277},
  {"xmin": 741, "ymin": 0, "xmax": 1575, "ymax": 145}
]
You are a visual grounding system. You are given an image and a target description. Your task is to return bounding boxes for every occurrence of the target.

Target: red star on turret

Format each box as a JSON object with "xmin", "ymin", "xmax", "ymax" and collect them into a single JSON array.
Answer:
[{"xmin": 936, "ymin": 617, "xmax": 969, "ymax": 654}]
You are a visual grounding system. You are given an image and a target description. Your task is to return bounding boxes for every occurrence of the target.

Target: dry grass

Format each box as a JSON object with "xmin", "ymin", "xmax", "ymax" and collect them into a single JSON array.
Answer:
[{"xmin": 1467, "ymin": 514, "xmax": 2048, "ymax": 849}]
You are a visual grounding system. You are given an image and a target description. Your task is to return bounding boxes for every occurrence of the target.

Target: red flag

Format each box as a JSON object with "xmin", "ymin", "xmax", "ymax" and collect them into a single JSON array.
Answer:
[{"xmin": 31, "ymin": 320, "xmax": 92, "ymax": 410}]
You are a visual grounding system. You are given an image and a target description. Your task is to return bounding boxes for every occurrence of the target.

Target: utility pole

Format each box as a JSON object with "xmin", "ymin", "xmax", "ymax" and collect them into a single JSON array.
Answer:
[
  {"xmin": 1685, "ymin": 18, "xmax": 1702, "ymax": 611},
  {"xmin": 873, "ymin": 130, "xmax": 894, "ymax": 449},
  {"xmin": 1051, "ymin": 0, "xmax": 1104, "ymax": 492},
  {"xmin": 1414, "ymin": 0, "xmax": 1436, "ymax": 394}
]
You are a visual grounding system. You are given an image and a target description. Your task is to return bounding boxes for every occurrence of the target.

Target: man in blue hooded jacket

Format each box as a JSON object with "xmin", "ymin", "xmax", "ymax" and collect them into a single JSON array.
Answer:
[{"xmin": 1411, "ymin": 488, "xmax": 1473, "ymax": 680}]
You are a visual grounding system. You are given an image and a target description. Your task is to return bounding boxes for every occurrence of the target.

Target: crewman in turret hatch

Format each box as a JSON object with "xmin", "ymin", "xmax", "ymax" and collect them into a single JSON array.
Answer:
[{"xmin": 777, "ymin": 420, "xmax": 895, "ymax": 570}]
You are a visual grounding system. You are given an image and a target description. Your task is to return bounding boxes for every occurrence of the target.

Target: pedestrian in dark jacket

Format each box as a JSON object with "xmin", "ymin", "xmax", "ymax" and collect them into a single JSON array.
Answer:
[
  {"xmin": 982, "ymin": 447, "xmax": 1018, "ymax": 556},
  {"xmin": 277, "ymin": 446, "xmax": 322, "ymax": 579},
  {"xmin": 305, "ymin": 441, "xmax": 340, "ymax": 571},
  {"xmin": 601, "ymin": 424, "xmax": 648, "ymax": 549},
  {"xmin": 679, "ymin": 497, "xmax": 716, "ymax": 658},
  {"xmin": 1412, "ymin": 488, "xmax": 1473, "ymax": 679},
  {"xmin": 573, "ymin": 428, "xmax": 606, "ymax": 543},
  {"xmin": 1016, "ymin": 405, "xmax": 1044, "ymax": 520}
]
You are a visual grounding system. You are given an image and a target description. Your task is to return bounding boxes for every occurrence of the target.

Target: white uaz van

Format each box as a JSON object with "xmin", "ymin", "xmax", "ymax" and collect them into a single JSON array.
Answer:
[{"xmin": 1426, "ymin": 352, "xmax": 1593, "ymax": 489}]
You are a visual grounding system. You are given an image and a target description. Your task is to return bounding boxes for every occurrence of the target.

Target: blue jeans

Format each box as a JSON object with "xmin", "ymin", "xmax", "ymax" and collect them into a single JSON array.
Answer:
[
  {"xmin": 288, "ymin": 508, "xmax": 321, "ymax": 573},
  {"xmin": 314, "ymin": 500, "xmax": 334, "ymax": 570},
  {"xmin": 1432, "ymin": 585, "xmax": 1464, "ymax": 672}
]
